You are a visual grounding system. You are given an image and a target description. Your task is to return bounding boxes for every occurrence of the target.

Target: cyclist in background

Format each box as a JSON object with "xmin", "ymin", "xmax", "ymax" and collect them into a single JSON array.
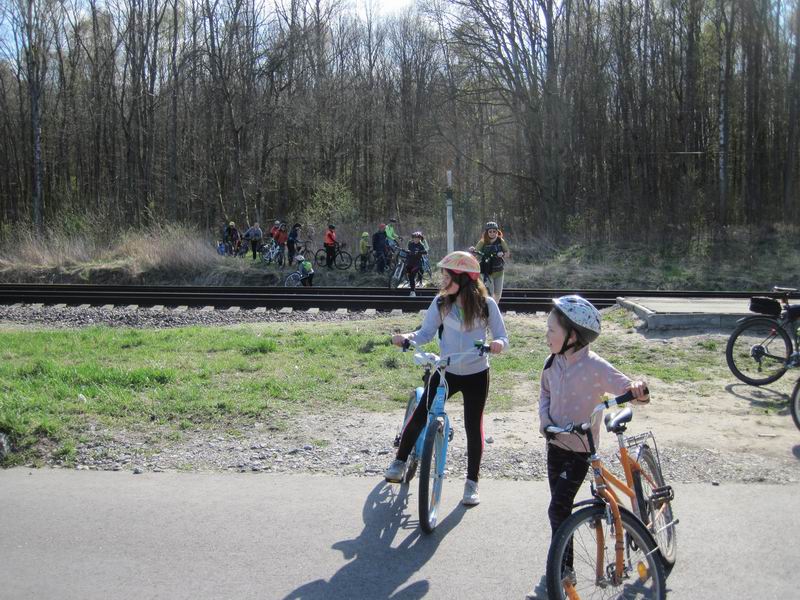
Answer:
[
  {"xmin": 386, "ymin": 218, "xmax": 400, "ymax": 251},
  {"xmin": 539, "ymin": 295, "xmax": 650, "ymax": 579},
  {"xmin": 324, "ymin": 224, "xmax": 337, "ymax": 269},
  {"xmin": 294, "ymin": 255, "xmax": 314, "ymax": 287},
  {"xmin": 273, "ymin": 222, "xmax": 289, "ymax": 256},
  {"xmin": 287, "ymin": 223, "xmax": 302, "ymax": 265},
  {"xmin": 223, "ymin": 221, "xmax": 240, "ymax": 255},
  {"xmin": 372, "ymin": 224, "xmax": 389, "ymax": 273},
  {"xmin": 359, "ymin": 232, "xmax": 371, "ymax": 272},
  {"xmin": 406, "ymin": 231, "xmax": 427, "ymax": 297},
  {"xmin": 243, "ymin": 222, "xmax": 263, "ymax": 260},
  {"xmin": 384, "ymin": 251, "xmax": 508, "ymax": 506},
  {"xmin": 473, "ymin": 221, "xmax": 510, "ymax": 302},
  {"xmin": 269, "ymin": 220, "xmax": 281, "ymax": 239}
]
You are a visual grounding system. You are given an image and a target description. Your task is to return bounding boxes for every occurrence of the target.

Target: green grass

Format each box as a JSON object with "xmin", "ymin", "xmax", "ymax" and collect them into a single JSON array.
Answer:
[{"xmin": 0, "ymin": 315, "xmax": 731, "ymax": 462}]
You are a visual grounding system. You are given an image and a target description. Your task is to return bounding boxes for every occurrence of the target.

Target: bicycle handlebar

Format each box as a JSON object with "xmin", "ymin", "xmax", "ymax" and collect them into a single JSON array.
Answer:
[{"xmin": 545, "ymin": 387, "xmax": 649, "ymax": 436}]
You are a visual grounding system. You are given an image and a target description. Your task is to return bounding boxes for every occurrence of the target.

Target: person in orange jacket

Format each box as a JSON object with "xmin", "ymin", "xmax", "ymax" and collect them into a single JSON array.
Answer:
[{"xmin": 324, "ymin": 224, "xmax": 337, "ymax": 269}]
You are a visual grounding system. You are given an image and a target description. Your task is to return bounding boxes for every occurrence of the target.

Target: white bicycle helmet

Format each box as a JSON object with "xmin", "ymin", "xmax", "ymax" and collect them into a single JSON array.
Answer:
[
  {"xmin": 552, "ymin": 295, "xmax": 601, "ymax": 353},
  {"xmin": 295, "ymin": 255, "xmax": 305, "ymax": 263}
]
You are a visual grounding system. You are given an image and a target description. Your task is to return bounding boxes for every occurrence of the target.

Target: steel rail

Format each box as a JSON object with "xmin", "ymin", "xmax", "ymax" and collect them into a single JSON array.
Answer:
[{"xmin": 0, "ymin": 284, "xmax": 794, "ymax": 313}]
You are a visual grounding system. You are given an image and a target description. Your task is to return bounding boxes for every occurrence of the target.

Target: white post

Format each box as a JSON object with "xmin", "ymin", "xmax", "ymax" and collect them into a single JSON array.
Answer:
[{"xmin": 446, "ymin": 170, "xmax": 454, "ymax": 253}]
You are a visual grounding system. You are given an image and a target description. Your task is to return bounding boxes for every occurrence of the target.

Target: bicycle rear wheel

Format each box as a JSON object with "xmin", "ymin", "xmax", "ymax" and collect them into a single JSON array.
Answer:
[
  {"xmin": 725, "ymin": 317, "xmax": 792, "ymax": 385},
  {"xmin": 418, "ymin": 419, "xmax": 445, "ymax": 533},
  {"xmin": 335, "ymin": 250, "xmax": 352, "ymax": 270},
  {"xmin": 315, "ymin": 249, "xmax": 327, "ymax": 267},
  {"xmin": 633, "ymin": 445, "xmax": 677, "ymax": 573},
  {"xmin": 546, "ymin": 505, "xmax": 666, "ymax": 600},
  {"xmin": 791, "ymin": 378, "xmax": 800, "ymax": 431}
]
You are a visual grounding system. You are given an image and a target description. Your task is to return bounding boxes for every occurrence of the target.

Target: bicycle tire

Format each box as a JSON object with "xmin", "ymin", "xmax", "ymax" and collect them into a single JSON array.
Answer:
[
  {"xmin": 315, "ymin": 249, "xmax": 328, "ymax": 267},
  {"xmin": 791, "ymin": 378, "xmax": 800, "ymax": 431},
  {"xmin": 546, "ymin": 505, "xmax": 666, "ymax": 600},
  {"xmin": 418, "ymin": 419, "xmax": 444, "ymax": 533},
  {"xmin": 284, "ymin": 272, "xmax": 302, "ymax": 287},
  {"xmin": 725, "ymin": 317, "xmax": 792, "ymax": 385},
  {"xmin": 389, "ymin": 263, "xmax": 404, "ymax": 289},
  {"xmin": 633, "ymin": 445, "xmax": 677, "ymax": 573},
  {"xmin": 335, "ymin": 250, "xmax": 352, "ymax": 270}
]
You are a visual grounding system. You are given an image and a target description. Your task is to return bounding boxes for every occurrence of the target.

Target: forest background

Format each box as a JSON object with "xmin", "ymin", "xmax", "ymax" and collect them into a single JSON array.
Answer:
[{"xmin": 1, "ymin": 0, "xmax": 799, "ymax": 287}]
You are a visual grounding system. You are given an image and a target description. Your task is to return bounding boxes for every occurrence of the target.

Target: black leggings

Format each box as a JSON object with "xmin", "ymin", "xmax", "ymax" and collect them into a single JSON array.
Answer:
[
  {"xmin": 547, "ymin": 444, "xmax": 590, "ymax": 569},
  {"xmin": 396, "ymin": 369, "xmax": 489, "ymax": 482}
]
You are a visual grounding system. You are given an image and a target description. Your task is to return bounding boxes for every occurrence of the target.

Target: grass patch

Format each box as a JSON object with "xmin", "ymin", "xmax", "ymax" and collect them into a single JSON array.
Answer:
[{"xmin": 0, "ymin": 315, "xmax": 736, "ymax": 461}]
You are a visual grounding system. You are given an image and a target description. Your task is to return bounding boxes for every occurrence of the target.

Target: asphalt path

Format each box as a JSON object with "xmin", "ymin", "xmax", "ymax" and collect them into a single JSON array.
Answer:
[{"xmin": 1, "ymin": 469, "xmax": 797, "ymax": 599}]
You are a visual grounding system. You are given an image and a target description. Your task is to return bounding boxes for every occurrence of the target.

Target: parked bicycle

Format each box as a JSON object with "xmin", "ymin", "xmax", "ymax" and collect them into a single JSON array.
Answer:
[
  {"xmin": 355, "ymin": 248, "xmax": 375, "ymax": 272},
  {"xmin": 260, "ymin": 240, "xmax": 285, "ymax": 267},
  {"xmin": 388, "ymin": 248, "xmax": 409, "ymax": 289},
  {"xmin": 725, "ymin": 286, "xmax": 800, "ymax": 386},
  {"xmin": 544, "ymin": 389, "xmax": 673, "ymax": 599},
  {"xmin": 390, "ymin": 339, "xmax": 491, "ymax": 533},
  {"xmin": 315, "ymin": 241, "xmax": 352, "ymax": 270}
]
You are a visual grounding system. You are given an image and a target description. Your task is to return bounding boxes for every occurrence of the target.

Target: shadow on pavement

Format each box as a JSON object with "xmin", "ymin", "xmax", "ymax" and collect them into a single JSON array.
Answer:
[{"xmin": 282, "ymin": 481, "xmax": 467, "ymax": 599}]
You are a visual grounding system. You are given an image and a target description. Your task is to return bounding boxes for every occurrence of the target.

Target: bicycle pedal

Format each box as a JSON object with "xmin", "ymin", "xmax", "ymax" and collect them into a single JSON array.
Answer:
[
  {"xmin": 650, "ymin": 485, "xmax": 674, "ymax": 505},
  {"xmin": 393, "ymin": 435, "xmax": 401, "ymax": 448}
]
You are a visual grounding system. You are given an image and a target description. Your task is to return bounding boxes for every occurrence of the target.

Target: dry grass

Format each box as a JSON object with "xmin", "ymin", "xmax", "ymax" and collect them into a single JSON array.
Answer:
[{"xmin": 0, "ymin": 218, "xmax": 798, "ymax": 289}]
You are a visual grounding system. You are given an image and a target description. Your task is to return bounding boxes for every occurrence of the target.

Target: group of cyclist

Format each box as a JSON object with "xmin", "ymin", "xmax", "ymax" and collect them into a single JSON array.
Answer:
[{"xmin": 383, "ymin": 247, "xmax": 650, "ymax": 589}]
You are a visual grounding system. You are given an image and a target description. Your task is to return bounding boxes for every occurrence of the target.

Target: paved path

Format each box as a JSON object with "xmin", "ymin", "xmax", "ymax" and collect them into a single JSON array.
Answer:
[
  {"xmin": 1, "ymin": 469, "xmax": 797, "ymax": 599},
  {"xmin": 617, "ymin": 297, "xmax": 753, "ymax": 329}
]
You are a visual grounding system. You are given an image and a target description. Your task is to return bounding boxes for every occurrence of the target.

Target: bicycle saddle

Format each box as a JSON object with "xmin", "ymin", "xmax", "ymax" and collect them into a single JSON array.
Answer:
[{"xmin": 604, "ymin": 406, "xmax": 633, "ymax": 433}]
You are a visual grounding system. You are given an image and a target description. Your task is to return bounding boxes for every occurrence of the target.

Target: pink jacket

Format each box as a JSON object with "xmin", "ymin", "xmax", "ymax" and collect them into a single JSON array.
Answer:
[{"xmin": 539, "ymin": 346, "xmax": 638, "ymax": 453}]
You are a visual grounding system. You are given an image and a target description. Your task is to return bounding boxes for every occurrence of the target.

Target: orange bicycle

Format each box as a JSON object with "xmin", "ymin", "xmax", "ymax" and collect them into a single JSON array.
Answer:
[{"xmin": 545, "ymin": 389, "xmax": 676, "ymax": 599}]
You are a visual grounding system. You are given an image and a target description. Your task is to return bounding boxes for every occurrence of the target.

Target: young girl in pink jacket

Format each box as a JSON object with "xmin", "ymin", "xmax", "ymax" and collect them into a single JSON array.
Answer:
[{"xmin": 539, "ymin": 296, "xmax": 650, "ymax": 577}]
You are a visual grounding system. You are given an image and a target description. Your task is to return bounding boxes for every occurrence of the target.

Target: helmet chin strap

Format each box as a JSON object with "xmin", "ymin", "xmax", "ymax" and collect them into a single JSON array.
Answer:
[{"xmin": 558, "ymin": 328, "xmax": 577, "ymax": 355}]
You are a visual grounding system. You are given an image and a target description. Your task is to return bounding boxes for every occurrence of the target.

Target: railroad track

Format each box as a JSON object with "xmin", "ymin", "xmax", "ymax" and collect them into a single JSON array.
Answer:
[{"xmin": 0, "ymin": 284, "xmax": 794, "ymax": 314}]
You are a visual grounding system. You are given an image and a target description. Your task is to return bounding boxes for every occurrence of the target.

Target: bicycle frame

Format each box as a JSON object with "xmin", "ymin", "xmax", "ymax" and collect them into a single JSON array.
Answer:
[{"xmin": 547, "ymin": 392, "xmax": 662, "ymax": 591}]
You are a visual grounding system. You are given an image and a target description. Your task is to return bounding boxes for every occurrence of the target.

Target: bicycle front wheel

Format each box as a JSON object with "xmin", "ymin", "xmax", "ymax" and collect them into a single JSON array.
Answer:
[
  {"xmin": 546, "ymin": 505, "xmax": 666, "ymax": 600},
  {"xmin": 725, "ymin": 317, "xmax": 792, "ymax": 385},
  {"xmin": 791, "ymin": 378, "xmax": 800, "ymax": 431},
  {"xmin": 284, "ymin": 272, "xmax": 302, "ymax": 287},
  {"xmin": 335, "ymin": 250, "xmax": 352, "ymax": 270},
  {"xmin": 633, "ymin": 445, "xmax": 676, "ymax": 572},
  {"xmin": 418, "ymin": 419, "xmax": 445, "ymax": 533}
]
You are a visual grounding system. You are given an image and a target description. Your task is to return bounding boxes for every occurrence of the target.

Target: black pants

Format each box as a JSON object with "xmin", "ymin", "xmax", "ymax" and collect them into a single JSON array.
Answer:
[
  {"xmin": 250, "ymin": 240, "xmax": 260, "ymax": 260},
  {"xmin": 407, "ymin": 266, "xmax": 419, "ymax": 291},
  {"xmin": 375, "ymin": 251, "xmax": 387, "ymax": 273},
  {"xmin": 287, "ymin": 240, "xmax": 296, "ymax": 264},
  {"xmin": 396, "ymin": 369, "xmax": 490, "ymax": 482},
  {"xmin": 547, "ymin": 444, "xmax": 590, "ymax": 569},
  {"xmin": 301, "ymin": 274, "xmax": 313, "ymax": 287},
  {"xmin": 325, "ymin": 244, "xmax": 335, "ymax": 268}
]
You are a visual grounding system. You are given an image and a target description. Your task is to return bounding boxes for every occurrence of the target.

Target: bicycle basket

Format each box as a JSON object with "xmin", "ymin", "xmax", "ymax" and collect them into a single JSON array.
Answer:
[{"xmin": 749, "ymin": 296, "xmax": 781, "ymax": 317}]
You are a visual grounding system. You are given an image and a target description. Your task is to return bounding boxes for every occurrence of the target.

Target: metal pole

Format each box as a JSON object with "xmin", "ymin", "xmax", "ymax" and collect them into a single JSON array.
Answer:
[{"xmin": 446, "ymin": 170, "xmax": 454, "ymax": 253}]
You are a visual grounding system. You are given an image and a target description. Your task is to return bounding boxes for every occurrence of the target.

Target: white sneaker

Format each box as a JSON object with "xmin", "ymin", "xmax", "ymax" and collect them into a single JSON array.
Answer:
[
  {"xmin": 384, "ymin": 459, "xmax": 406, "ymax": 482},
  {"xmin": 462, "ymin": 478, "xmax": 480, "ymax": 505},
  {"xmin": 409, "ymin": 291, "xmax": 416, "ymax": 297}
]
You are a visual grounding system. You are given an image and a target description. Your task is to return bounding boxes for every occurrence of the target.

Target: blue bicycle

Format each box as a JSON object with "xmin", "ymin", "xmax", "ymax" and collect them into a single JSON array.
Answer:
[{"xmin": 392, "ymin": 339, "xmax": 490, "ymax": 533}]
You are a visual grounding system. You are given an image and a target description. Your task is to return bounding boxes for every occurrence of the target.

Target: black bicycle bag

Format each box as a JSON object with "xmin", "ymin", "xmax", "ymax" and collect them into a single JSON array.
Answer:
[{"xmin": 749, "ymin": 296, "xmax": 781, "ymax": 317}]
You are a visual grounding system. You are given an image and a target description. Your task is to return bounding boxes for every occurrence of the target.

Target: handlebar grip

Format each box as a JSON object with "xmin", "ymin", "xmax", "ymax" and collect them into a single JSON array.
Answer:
[{"xmin": 604, "ymin": 386, "xmax": 649, "ymax": 408}]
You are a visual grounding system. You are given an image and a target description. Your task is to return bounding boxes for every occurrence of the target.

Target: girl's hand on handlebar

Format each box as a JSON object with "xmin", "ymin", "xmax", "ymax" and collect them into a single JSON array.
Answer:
[
  {"xmin": 392, "ymin": 334, "xmax": 408, "ymax": 347},
  {"xmin": 489, "ymin": 340, "xmax": 504, "ymax": 354},
  {"xmin": 629, "ymin": 380, "xmax": 650, "ymax": 404}
]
